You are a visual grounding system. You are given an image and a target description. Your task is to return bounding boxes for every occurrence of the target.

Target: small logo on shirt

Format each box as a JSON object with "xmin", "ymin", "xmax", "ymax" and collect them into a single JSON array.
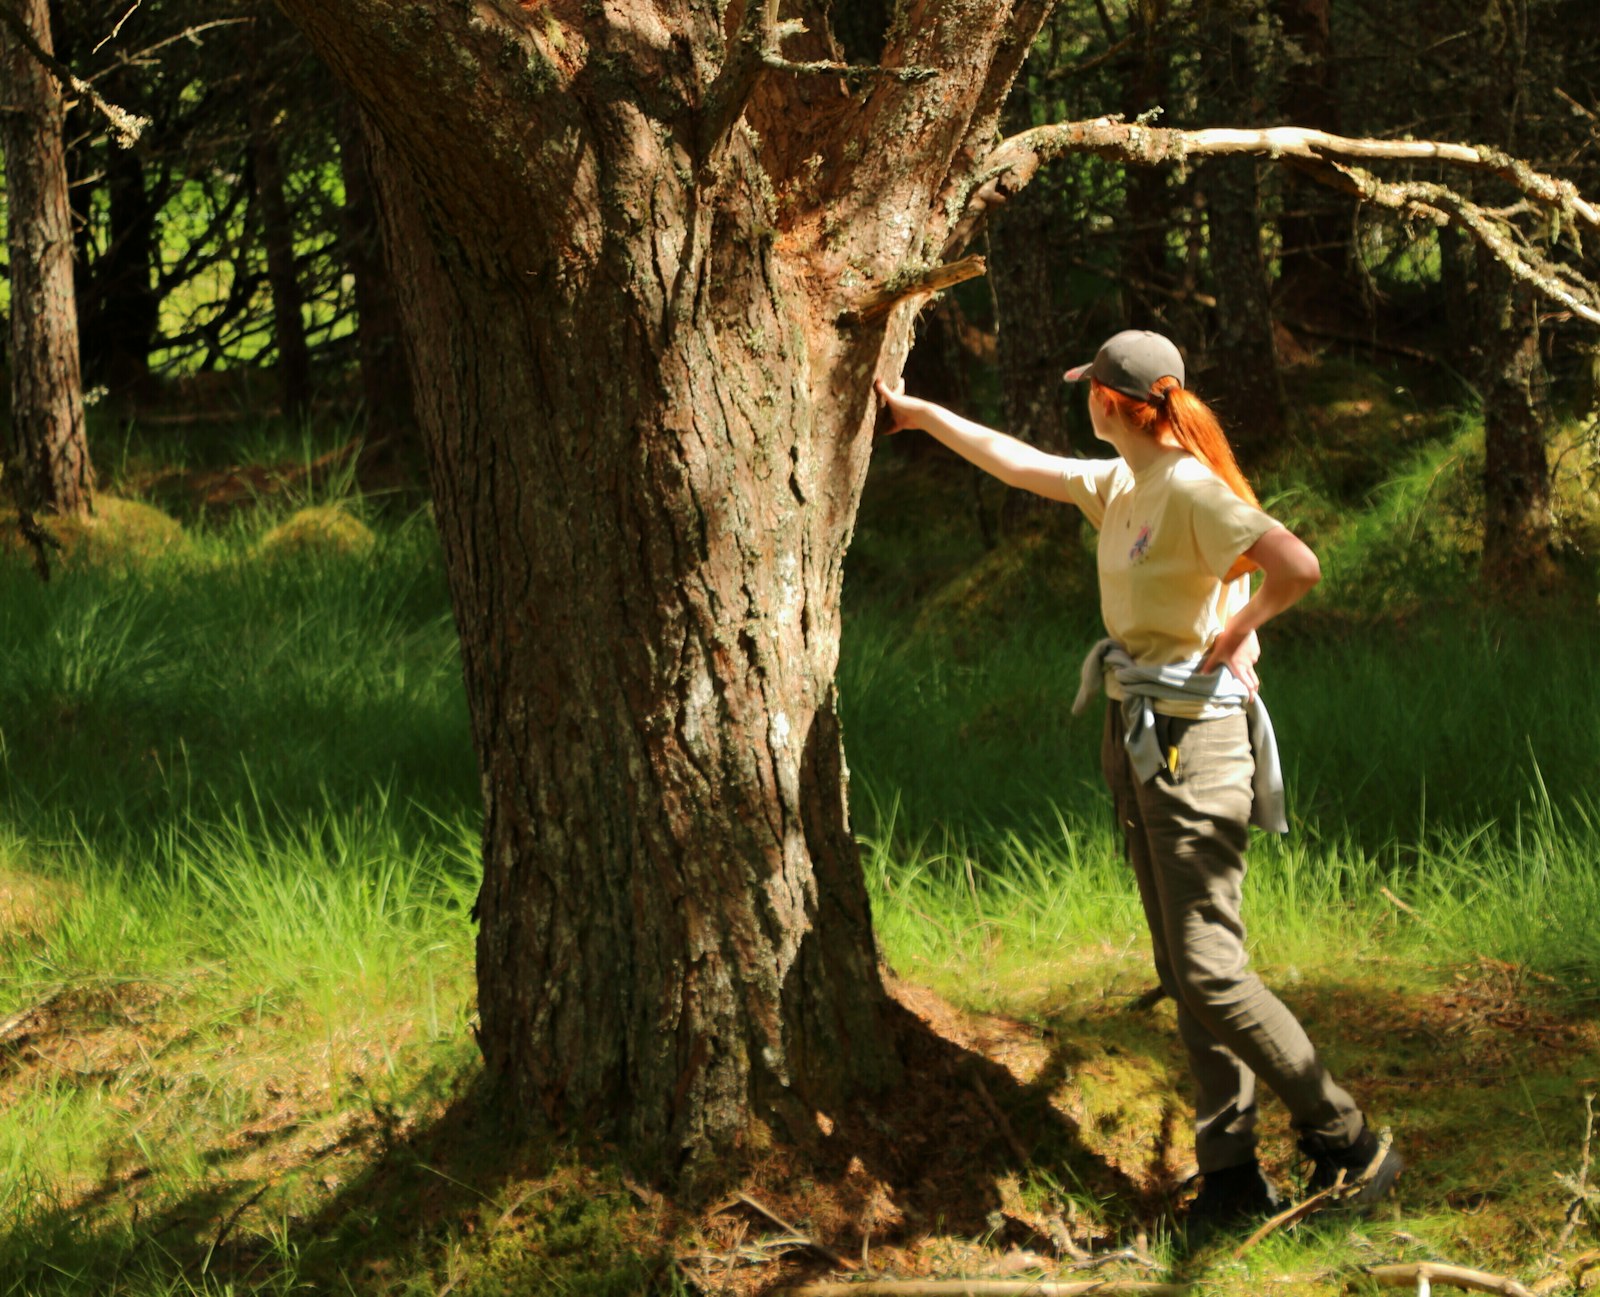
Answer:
[{"xmin": 1129, "ymin": 524, "xmax": 1152, "ymax": 564}]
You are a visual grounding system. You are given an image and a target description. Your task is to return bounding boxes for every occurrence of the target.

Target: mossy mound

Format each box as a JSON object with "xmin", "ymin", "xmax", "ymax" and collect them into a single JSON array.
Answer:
[
  {"xmin": 256, "ymin": 504, "xmax": 376, "ymax": 558},
  {"xmin": 0, "ymin": 495, "xmax": 188, "ymax": 570}
]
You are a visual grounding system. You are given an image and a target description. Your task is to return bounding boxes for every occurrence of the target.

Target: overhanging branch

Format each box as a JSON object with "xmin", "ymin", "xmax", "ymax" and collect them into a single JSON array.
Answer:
[
  {"xmin": 0, "ymin": 0, "xmax": 148, "ymax": 145},
  {"xmin": 840, "ymin": 254, "xmax": 987, "ymax": 325},
  {"xmin": 956, "ymin": 116, "xmax": 1600, "ymax": 326}
]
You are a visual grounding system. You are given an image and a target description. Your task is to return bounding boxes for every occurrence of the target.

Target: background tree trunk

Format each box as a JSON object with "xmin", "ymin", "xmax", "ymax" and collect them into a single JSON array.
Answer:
[
  {"xmin": 336, "ymin": 97, "xmax": 418, "ymax": 465},
  {"xmin": 0, "ymin": 0, "xmax": 94, "ymax": 522},
  {"xmin": 250, "ymin": 98, "xmax": 312, "ymax": 423},
  {"xmin": 1465, "ymin": 0, "xmax": 1556, "ymax": 588},
  {"xmin": 246, "ymin": 16, "xmax": 312, "ymax": 425},
  {"xmin": 1273, "ymin": 0, "xmax": 1349, "ymax": 310},
  {"xmin": 1478, "ymin": 263, "xmax": 1555, "ymax": 589},
  {"xmin": 78, "ymin": 145, "xmax": 162, "ymax": 399},
  {"xmin": 1196, "ymin": 0, "xmax": 1287, "ymax": 457},
  {"xmin": 1119, "ymin": 0, "xmax": 1177, "ymax": 314}
]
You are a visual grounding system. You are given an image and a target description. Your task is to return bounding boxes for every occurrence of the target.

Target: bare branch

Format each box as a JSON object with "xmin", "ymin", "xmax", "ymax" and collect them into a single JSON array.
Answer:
[
  {"xmin": 957, "ymin": 116, "xmax": 1600, "ymax": 327},
  {"xmin": 981, "ymin": 120, "xmax": 1600, "ymax": 231},
  {"xmin": 90, "ymin": 19, "xmax": 255, "ymax": 84},
  {"xmin": 698, "ymin": 0, "xmax": 778, "ymax": 169},
  {"xmin": 91, "ymin": 0, "xmax": 144, "ymax": 55},
  {"xmin": 840, "ymin": 254, "xmax": 987, "ymax": 325},
  {"xmin": 1318, "ymin": 164, "xmax": 1600, "ymax": 326},
  {"xmin": 0, "ymin": 0, "xmax": 148, "ymax": 145},
  {"xmin": 759, "ymin": 50, "xmax": 936, "ymax": 83}
]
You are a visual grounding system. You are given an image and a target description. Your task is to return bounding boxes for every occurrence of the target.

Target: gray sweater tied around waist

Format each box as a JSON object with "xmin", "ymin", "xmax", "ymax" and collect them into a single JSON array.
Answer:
[{"xmin": 1072, "ymin": 638, "xmax": 1288, "ymax": 834}]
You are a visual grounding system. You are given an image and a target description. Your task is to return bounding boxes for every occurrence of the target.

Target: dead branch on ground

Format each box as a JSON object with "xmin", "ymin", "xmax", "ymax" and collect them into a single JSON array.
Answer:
[{"xmin": 1360, "ymin": 1261, "xmax": 1534, "ymax": 1296}]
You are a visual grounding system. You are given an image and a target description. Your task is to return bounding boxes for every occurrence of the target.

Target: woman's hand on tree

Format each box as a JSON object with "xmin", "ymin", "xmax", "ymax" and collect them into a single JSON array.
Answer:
[{"xmin": 873, "ymin": 377, "xmax": 925, "ymax": 435}]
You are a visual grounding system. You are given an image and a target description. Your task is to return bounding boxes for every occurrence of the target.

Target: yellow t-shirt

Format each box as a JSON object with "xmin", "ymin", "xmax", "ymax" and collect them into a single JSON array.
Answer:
[{"xmin": 1059, "ymin": 449, "xmax": 1280, "ymax": 718}]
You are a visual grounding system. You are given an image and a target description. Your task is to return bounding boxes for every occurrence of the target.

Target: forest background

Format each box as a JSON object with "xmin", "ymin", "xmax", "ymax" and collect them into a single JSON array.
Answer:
[{"xmin": 2, "ymin": 0, "xmax": 1600, "ymax": 1294}]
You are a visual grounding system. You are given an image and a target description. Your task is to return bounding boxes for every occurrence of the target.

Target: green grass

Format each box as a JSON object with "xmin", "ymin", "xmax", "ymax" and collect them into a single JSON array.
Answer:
[{"xmin": 0, "ymin": 392, "xmax": 1597, "ymax": 1293}]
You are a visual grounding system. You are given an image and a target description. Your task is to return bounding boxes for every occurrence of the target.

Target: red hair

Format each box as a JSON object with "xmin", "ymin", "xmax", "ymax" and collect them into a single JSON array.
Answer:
[{"xmin": 1090, "ymin": 376, "xmax": 1260, "ymax": 581}]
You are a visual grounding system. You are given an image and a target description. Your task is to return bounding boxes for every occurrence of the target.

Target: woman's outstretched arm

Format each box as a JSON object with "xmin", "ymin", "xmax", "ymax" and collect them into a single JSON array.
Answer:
[{"xmin": 874, "ymin": 378, "xmax": 1086, "ymax": 503}]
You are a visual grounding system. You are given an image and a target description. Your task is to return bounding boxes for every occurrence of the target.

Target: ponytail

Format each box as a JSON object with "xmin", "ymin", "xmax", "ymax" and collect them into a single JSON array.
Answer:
[{"xmin": 1090, "ymin": 376, "xmax": 1260, "ymax": 581}]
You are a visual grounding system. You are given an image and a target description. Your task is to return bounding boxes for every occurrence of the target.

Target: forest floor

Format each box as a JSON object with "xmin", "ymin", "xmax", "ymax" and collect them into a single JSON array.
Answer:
[{"xmin": 2, "ymin": 369, "xmax": 1599, "ymax": 1295}]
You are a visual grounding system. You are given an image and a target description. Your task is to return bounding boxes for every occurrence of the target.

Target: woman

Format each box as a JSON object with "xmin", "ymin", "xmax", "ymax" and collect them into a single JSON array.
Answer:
[{"xmin": 872, "ymin": 329, "xmax": 1401, "ymax": 1239}]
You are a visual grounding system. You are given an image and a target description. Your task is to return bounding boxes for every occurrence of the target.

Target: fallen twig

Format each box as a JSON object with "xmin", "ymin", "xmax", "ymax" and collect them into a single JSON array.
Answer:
[
  {"xmin": 970, "ymin": 1073, "xmax": 1032, "ymax": 1165},
  {"xmin": 1231, "ymin": 1129, "xmax": 1395, "ymax": 1260},
  {"xmin": 1230, "ymin": 1177, "xmax": 1351, "ymax": 1259},
  {"xmin": 1553, "ymin": 1092, "xmax": 1596, "ymax": 1254},
  {"xmin": 1532, "ymin": 1250, "xmax": 1600, "ymax": 1295},
  {"xmin": 1360, "ymin": 1261, "xmax": 1534, "ymax": 1296},
  {"xmin": 775, "ymin": 1280, "xmax": 1189, "ymax": 1296},
  {"xmin": 1064, "ymin": 1246, "xmax": 1164, "ymax": 1274},
  {"xmin": 202, "ymin": 1181, "xmax": 272, "ymax": 1273},
  {"xmin": 733, "ymin": 1191, "xmax": 854, "ymax": 1271},
  {"xmin": 1379, "ymin": 886, "xmax": 1431, "ymax": 926}
]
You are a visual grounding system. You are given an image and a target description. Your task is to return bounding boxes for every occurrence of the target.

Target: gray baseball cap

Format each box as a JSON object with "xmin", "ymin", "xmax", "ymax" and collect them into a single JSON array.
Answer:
[{"xmin": 1063, "ymin": 329, "xmax": 1185, "ymax": 404}]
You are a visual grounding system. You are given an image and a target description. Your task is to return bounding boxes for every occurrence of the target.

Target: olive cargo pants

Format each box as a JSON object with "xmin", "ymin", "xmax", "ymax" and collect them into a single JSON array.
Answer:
[{"xmin": 1102, "ymin": 704, "xmax": 1364, "ymax": 1173}]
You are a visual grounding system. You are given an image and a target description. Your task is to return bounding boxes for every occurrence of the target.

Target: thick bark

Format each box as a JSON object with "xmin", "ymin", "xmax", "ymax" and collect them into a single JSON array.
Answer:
[
  {"xmin": 275, "ymin": 0, "xmax": 1052, "ymax": 1183},
  {"xmin": 367, "ymin": 127, "xmax": 898, "ymax": 1181},
  {"xmin": 0, "ymin": 0, "xmax": 94, "ymax": 522}
]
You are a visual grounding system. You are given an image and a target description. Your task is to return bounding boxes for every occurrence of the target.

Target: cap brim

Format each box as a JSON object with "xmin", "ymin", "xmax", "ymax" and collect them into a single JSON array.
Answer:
[{"xmin": 1062, "ymin": 362, "xmax": 1093, "ymax": 383}]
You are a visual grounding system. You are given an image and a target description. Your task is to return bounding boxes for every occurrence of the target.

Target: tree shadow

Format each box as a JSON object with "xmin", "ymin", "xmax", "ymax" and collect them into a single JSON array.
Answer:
[
  {"xmin": 7, "ymin": 950, "xmax": 1590, "ymax": 1293},
  {"xmin": 0, "ymin": 985, "xmax": 1157, "ymax": 1294}
]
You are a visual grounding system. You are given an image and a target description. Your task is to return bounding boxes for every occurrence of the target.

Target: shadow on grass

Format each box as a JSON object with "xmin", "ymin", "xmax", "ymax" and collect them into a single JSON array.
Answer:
[
  {"xmin": 0, "ymin": 997, "xmax": 1158, "ymax": 1296},
  {"xmin": 5, "ymin": 952, "xmax": 1596, "ymax": 1293}
]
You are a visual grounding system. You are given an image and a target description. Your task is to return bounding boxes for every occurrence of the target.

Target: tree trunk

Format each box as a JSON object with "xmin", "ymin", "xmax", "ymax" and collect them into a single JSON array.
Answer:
[
  {"xmin": 991, "ymin": 177, "xmax": 1075, "ymax": 457},
  {"xmin": 0, "ymin": 0, "xmax": 94, "ymax": 523},
  {"xmin": 1197, "ymin": 1, "xmax": 1286, "ymax": 456},
  {"xmin": 79, "ymin": 145, "xmax": 162, "ymax": 399},
  {"xmin": 250, "ymin": 99, "xmax": 313, "ymax": 424},
  {"xmin": 1274, "ymin": 0, "xmax": 1350, "ymax": 310},
  {"xmin": 1119, "ymin": 0, "xmax": 1175, "ymax": 309},
  {"xmin": 367, "ymin": 131, "xmax": 897, "ymax": 1182},
  {"xmin": 276, "ymin": 0, "xmax": 1053, "ymax": 1185},
  {"xmin": 1477, "ymin": 261, "xmax": 1555, "ymax": 589},
  {"xmin": 1463, "ymin": 0, "xmax": 1556, "ymax": 588}
]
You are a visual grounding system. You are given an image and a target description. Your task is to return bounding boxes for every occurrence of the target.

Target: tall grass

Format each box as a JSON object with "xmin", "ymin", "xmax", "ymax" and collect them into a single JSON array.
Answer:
[{"xmin": 844, "ymin": 598, "xmax": 1600, "ymax": 997}]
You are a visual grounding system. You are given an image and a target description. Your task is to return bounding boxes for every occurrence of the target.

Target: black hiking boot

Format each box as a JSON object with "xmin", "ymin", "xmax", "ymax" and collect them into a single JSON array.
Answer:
[
  {"xmin": 1297, "ymin": 1124, "xmax": 1404, "ymax": 1206},
  {"xmin": 1182, "ymin": 1160, "xmax": 1282, "ymax": 1248}
]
